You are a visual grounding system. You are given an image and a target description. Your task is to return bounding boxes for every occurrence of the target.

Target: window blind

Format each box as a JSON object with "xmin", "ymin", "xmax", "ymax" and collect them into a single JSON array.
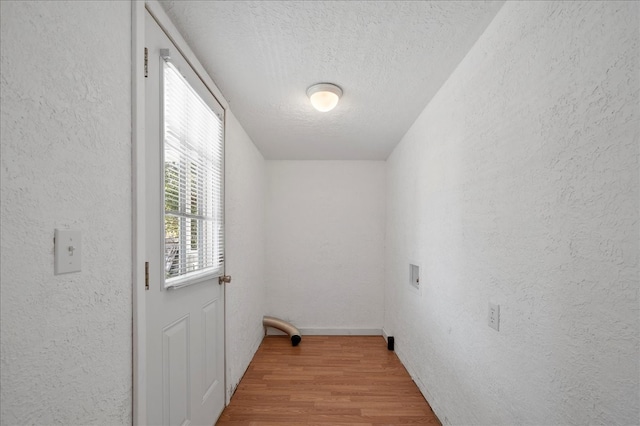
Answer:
[{"xmin": 163, "ymin": 60, "xmax": 224, "ymax": 288}]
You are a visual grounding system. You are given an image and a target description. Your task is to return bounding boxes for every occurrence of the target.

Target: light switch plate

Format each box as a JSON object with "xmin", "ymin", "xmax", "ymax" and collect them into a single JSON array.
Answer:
[{"xmin": 55, "ymin": 229, "xmax": 81, "ymax": 274}]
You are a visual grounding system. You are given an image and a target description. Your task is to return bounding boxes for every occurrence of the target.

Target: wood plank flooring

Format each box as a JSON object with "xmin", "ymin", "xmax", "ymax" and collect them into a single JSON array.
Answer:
[{"xmin": 216, "ymin": 335, "xmax": 441, "ymax": 425}]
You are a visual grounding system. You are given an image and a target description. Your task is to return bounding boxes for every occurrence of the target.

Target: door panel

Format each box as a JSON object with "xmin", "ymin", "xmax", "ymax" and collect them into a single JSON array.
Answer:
[
  {"xmin": 163, "ymin": 315, "xmax": 190, "ymax": 426},
  {"xmin": 145, "ymin": 10, "xmax": 225, "ymax": 426},
  {"xmin": 202, "ymin": 299, "xmax": 221, "ymax": 401}
]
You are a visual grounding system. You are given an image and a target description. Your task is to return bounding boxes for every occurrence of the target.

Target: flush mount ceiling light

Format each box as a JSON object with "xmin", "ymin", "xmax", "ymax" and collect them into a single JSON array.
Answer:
[{"xmin": 307, "ymin": 83, "xmax": 343, "ymax": 112}]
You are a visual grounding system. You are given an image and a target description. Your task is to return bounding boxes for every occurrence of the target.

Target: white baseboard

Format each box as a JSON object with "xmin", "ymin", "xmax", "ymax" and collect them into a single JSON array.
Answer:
[
  {"xmin": 382, "ymin": 327, "xmax": 391, "ymax": 342},
  {"xmin": 266, "ymin": 328, "xmax": 383, "ymax": 336},
  {"xmin": 301, "ymin": 328, "xmax": 382, "ymax": 336}
]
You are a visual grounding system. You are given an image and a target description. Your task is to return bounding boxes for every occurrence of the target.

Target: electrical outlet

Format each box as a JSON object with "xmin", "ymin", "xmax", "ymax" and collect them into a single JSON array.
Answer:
[{"xmin": 488, "ymin": 303, "xmax": 500, "ymax": 331}]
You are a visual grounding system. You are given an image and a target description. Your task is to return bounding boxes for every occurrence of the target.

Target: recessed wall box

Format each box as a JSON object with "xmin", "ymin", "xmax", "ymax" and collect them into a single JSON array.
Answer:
[{"xmin": 410, "ymin": 264, "xmax": 420, "ymax": 290}]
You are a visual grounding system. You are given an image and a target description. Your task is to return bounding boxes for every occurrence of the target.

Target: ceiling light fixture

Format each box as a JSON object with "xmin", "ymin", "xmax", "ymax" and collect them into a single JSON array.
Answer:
[{"xmin": 307, "ymin": 83, "xmax": 342, "ymax": 112}]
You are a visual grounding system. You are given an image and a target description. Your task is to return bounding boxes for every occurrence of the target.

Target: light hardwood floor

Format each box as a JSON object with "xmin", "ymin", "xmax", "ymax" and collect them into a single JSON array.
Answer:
[{"xmin": 216, "ymin": 335, "xmax": 441, "ymax": 425}]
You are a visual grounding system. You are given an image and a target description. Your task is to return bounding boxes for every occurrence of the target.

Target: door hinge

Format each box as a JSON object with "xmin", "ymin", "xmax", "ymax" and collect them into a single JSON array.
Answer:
[
  {"xmin": 144, "ymin": 47, "xmax": 148, "ymax": 78},
  {"xmin": 145, "ymin": 261, "xmax": 149, "ymax": 290}
]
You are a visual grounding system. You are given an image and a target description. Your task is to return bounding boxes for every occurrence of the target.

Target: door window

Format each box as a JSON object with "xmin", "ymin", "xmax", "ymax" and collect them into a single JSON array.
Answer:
[{"xmin": 163, "ymin": 60, "xmax": 224, "ymax": 289}]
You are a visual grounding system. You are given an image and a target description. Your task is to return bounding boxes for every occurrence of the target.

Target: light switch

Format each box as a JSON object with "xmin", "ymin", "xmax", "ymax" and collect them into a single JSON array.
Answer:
[{"xmin": 55, "ymin": 229, "xmax": 81, "ymax": 274}]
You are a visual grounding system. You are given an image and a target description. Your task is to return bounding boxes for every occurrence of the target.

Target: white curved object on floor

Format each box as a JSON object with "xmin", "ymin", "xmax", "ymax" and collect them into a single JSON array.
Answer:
[{"xmin": 263, "ymin": 315, "xmax": 302, "ymax": 346}]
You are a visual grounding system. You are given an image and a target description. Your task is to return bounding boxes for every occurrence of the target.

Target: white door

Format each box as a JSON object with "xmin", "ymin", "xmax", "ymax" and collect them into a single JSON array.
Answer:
[{"xmin": 145, "ymin": 10, "xmax": 225, "ymax": 426}]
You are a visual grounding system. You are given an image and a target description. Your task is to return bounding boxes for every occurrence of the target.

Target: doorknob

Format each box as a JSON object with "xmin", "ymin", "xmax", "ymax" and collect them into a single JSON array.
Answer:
[{"xmin": 218, "ymin": 275, "xmax": 231, "ymax": 285}]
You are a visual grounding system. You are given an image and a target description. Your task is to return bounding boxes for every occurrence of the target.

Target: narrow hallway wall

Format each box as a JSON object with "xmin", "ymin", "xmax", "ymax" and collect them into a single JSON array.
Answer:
[
  {"xmin": 266, "ymin": 161, "xmax": 386, "ymax": 333},
  {"xmin": 384, "ymin": 2, "xmax": 639, "ymax": 424},
  {"xmin": 224, "ymin": 111, "xmax": 267, "ymax": 400},
  {"xmin": 0, "ymin": 2, "xmax": 132, "ymax": 424}
]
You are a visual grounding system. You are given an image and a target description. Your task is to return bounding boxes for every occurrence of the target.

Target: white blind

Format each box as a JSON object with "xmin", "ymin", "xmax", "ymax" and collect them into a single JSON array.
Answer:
[{"xmin": 163, "ymin": 60, "xmax": 224, "ymax": 288}]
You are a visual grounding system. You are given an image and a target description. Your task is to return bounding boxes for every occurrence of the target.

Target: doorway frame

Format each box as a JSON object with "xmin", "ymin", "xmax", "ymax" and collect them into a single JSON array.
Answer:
[{"xmin": 132, "ymin": 2, "xmax": 230, "ymax": 424}]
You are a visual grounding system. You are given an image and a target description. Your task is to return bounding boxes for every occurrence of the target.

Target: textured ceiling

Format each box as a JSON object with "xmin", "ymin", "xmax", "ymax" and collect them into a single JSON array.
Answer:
[{"xmin": 159, "ymin": 1, "xmax": 504, "ymax": 160}]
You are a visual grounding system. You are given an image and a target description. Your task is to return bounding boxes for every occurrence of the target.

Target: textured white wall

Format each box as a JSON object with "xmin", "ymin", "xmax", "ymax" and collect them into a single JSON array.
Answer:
[
  {"xmin": 384, "ymin": 2, "xmax": 639, "ymax": 425},
  {"xmin": 224, "ymin": 111, "xmax": 267, "ymax": 401},
  {"xmin": 0, "ymin": 1, "xmax": 132, "ymax": 425},
  {"xmin": 266, "ymin": 161, "xmax": 385, "ymax": 332}
]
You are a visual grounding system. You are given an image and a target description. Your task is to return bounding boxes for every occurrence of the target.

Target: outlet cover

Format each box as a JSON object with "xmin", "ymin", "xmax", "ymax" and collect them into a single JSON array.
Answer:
[
  {"xmin": 488, "ymin": 303, "xmax": 500, "ymax": 331},
  {"xmin": 55, "ymin": 229, "xmax": 82, "ymax": 274}
]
